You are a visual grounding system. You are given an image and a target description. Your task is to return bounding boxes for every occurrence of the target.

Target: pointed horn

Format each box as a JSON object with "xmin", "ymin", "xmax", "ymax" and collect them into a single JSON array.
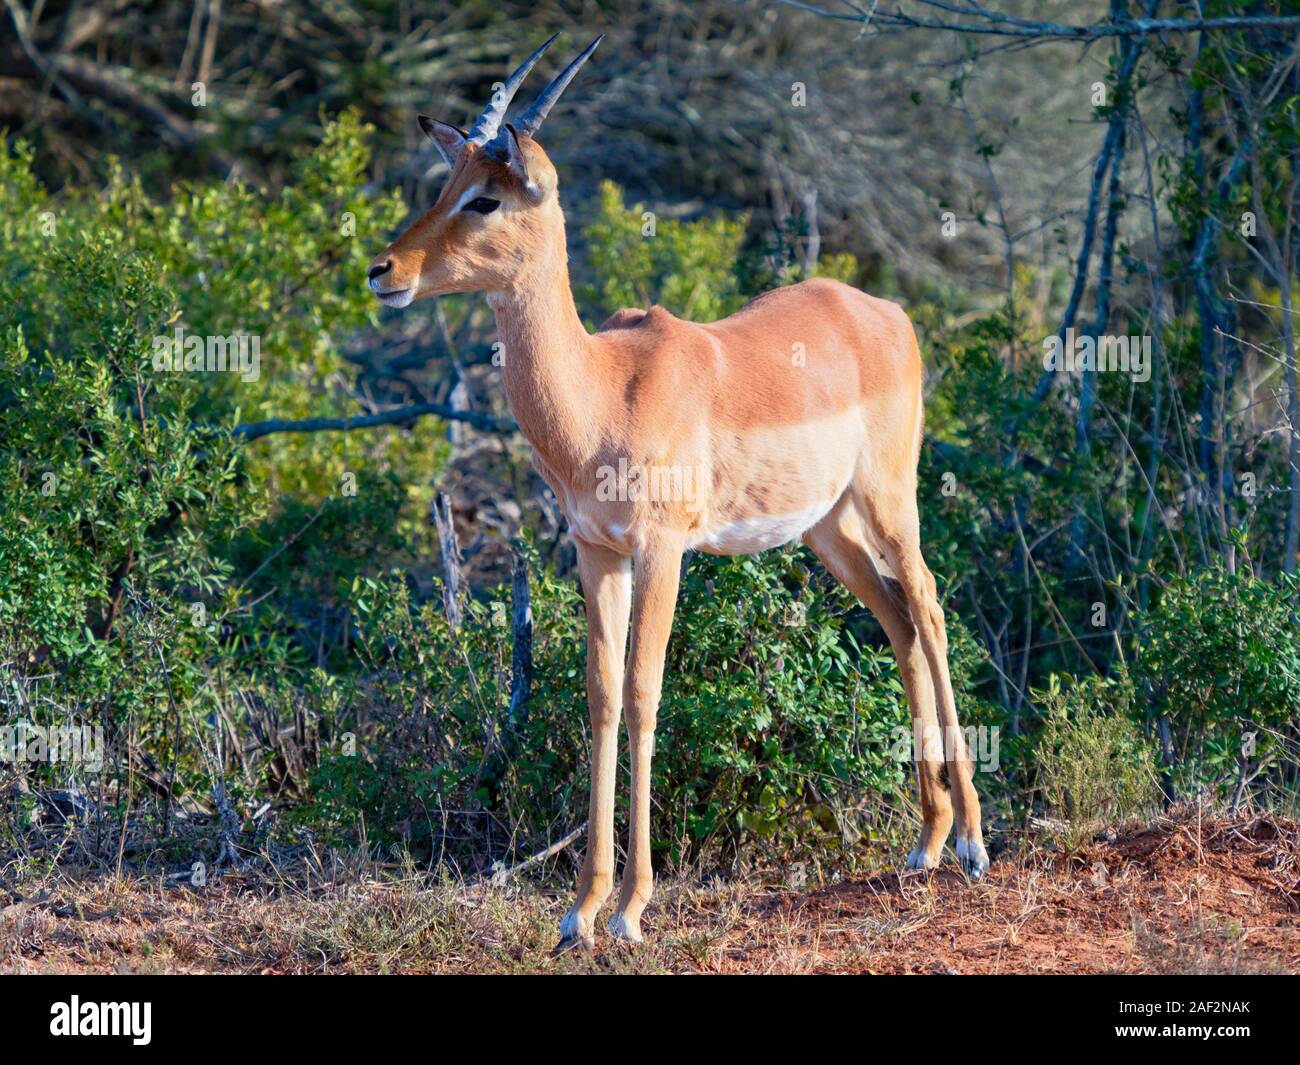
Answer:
[
  {"xmin": 465, "ymin": 33, "xmax": 559, "ymax": 146},
  {"xmin": 514, "ymin": 35, "xmax": 604, "ymax": 138}
]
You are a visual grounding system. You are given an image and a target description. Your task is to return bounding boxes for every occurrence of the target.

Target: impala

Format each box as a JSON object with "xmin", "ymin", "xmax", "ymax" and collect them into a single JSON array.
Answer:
[{"xmin": 368, "ymin": 34, "xmax": 989, "ymax": 952}]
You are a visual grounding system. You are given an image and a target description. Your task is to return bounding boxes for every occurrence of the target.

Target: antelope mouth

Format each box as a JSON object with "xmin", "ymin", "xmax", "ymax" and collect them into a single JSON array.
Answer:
[{"xmin": 372, "ymin": 286, "xmax": 414, "ymax": 309}]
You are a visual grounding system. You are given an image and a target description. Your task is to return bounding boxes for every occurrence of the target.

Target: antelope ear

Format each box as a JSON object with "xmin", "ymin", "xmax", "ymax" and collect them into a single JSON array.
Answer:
[
  {"xmin": 497, "ymin": 124, "xmax": 541, "ymax": 198},
  {"xmin": 418, "ymin": 116, "xmax": 467, "ymax": 166}
]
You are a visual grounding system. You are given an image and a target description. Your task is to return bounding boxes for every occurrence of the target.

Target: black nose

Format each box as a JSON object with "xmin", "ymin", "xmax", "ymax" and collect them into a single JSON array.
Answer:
[{"xmin": 368, "ymin": 260, "xmax": 393, "ymax": 281}]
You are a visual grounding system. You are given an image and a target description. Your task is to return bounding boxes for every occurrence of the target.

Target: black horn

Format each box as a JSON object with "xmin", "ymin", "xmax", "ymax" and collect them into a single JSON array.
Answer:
[
  {"xmin": 514, "ymin": 35, "xmax": 604, "ymax": 138},
  {"xmin": 465, "ymin": 33, "xmax": 559, "ymax": 146}
]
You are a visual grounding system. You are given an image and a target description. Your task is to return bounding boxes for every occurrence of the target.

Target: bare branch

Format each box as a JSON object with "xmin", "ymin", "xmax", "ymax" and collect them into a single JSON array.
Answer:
[
  {"xmin": 4, "ymin": 40, "xmax": 234, "ymax": 173},
  {"xmin": 489, "ymin": 822, "xmax": 586, "ymax": 886},
  {"xmin": 432, "ymin": 493, "xmax": 465, "ymax": 630},
  {"xmin": 232, "ymin": 402, "xmax": 518, "ymax": 441},
  {"xmin": 1012, "ymin": 1, "xmax": 1151, "ymax": 432},
  {"xmin": 775, "ymin": 1, "xmax": 1300, "ymax": 43}
]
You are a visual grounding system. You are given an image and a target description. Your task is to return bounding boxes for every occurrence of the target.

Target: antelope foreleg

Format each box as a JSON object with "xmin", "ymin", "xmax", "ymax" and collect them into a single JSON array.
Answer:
[
  {"xmin": 556, "ymin": 541, "xmax": 631, "ymax": 953},
  {"xmin": 608, "ymin": 537, "xmax": 684, "ymax": 944}
]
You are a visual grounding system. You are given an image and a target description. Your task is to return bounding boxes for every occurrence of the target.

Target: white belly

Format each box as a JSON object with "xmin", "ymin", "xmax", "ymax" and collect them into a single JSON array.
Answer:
[{"xmin": 692, "ymin": 498, "xmax": 837, "ymax": 555}]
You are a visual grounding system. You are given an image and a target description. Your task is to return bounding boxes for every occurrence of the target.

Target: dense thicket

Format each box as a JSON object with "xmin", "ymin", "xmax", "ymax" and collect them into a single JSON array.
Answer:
[{"xmin": 1, "ymin": 1, "xmax": 1297, "ymax": 876}]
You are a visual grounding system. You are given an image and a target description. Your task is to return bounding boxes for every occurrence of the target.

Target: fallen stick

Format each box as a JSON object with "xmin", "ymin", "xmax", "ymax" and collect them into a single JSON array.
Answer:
[{"xmin": 490, "ymin": 823, "xmax": 587, "ymax": 887}]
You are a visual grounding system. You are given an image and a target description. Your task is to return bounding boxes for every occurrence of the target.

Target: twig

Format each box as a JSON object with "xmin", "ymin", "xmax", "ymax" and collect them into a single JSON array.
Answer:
[
  {"xmin": 235, "ymin": 502, "xmax": 326, "ymax": 590},
  {"xmin": 196, "ymin": 0, "xmax": 221, "ymax": 88},
  {"xmin": 3, "ymin": 0, "xmax": 84, "ymax": 110},
  {"xmin": 489, "ymin": 823, "xmax": 587, "ymax": 886}
]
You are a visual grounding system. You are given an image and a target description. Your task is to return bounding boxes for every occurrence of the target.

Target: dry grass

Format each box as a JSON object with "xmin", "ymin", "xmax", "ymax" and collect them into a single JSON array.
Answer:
[{"xmin": 3, "ymin": 807, "xmax": 1297, "ymax": 974}]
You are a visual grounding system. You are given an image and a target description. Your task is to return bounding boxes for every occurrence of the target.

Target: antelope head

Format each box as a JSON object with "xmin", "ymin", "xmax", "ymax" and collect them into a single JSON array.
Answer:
[{"xmin": 367, "ymin": 34, "xmax": 602, "ymax": 309}]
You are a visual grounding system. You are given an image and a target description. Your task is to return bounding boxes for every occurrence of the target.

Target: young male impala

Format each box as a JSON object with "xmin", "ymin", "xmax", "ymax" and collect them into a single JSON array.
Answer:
[{"xmin": 368, "ymin": 34, "xmax": 989, "ymax": 951}]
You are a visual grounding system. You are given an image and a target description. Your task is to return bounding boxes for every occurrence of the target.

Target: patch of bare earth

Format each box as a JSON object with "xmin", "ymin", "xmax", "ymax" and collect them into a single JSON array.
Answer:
[{"xmin": 2, "ymin": 811, "xmax": 1296, "ymax": 974}]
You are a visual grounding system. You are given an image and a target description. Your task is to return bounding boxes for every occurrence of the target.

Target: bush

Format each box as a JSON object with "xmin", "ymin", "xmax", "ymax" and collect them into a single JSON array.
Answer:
[
  {"xmin": 1133, "ymin": 563, "xmax": 1300, "ymax": 798},
  {"xmin": 0, "ymin": 231, "xmax": 254, "ymax": 733},
  {"xmin": 1032, "ymin": 674, "xmax": 1159, "ymax": 852},
  {"xmin": 0, "ymin": 117, "xmax": 420, "ymax": 802},
  {"xmin": 576, "ymin": 180, "xmax": 858, "ymax": 325},
  {"xmin": 578, "ymin": 181, "xmax": 750, "ymax": 323}
]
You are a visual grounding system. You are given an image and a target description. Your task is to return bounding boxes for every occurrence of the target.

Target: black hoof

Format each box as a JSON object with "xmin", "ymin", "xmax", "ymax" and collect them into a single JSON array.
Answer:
[{"xmin": 550, "ymin": 934, "xmax": 594, "ymax": 957}]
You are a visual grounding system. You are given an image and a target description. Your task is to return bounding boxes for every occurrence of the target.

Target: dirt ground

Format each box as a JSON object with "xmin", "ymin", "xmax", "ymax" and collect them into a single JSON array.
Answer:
[{"xmin": 3, "ymin": 810, "xmax": 1297, "ymax": 974}]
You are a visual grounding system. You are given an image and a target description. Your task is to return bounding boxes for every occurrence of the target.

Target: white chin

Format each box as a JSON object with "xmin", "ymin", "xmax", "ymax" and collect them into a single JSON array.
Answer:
[{"xmin": 375, "ymin": 288, "xmax": 414, "ymax": 309}]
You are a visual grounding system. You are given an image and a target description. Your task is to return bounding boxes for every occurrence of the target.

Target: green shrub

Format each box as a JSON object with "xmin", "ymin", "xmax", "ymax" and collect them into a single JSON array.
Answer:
[
  {"xmin": 1133, "ymin": 563, "xmax": 1300, "ymax": 798},
  {"xmin": 1033, "ymin": 674, "xmax": 1159, "ymax": 852},
  {"xmin": 0, "ymin": 235, "xmax": 252, "ymax": 702},
  {"xmin": 576, "ymin": 180, "xmax": 857, "ymax": 326},
  {"xmin": 0, "ymin": 116, "xmax": 419, "ymax": 799},
  {"xmin": 578, "ymin": 181, "xmax": 750, "ymax": 323}
]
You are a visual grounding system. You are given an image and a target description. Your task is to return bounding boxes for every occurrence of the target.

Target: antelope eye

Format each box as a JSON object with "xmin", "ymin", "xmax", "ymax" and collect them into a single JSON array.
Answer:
[{"xmin": 463, "ymin": 197, "xmax": 500, "ymax": 215}]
